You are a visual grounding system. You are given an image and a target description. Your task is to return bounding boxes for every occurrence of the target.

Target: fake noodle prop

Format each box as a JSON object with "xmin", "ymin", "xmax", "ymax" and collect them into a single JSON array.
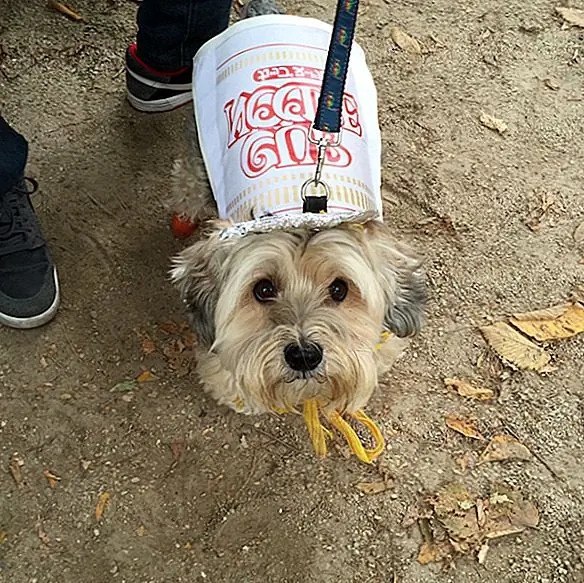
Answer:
[
  {"xmin": 299, "ymin": 329, "xmax": 391, "ymax": 463},
  {"xmin": 303, "ymin": 400, "xmax": 385, "ymax": 464}
]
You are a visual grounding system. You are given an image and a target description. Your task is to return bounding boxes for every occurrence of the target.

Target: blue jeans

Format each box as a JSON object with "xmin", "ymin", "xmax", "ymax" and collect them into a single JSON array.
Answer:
[
  {"xmin": 0, "ymin": 116, "xmax": 27, "ymax": 197},
  {"xmin": 136, "ymin": 0, "xmax": 233, "ymax": 71}
]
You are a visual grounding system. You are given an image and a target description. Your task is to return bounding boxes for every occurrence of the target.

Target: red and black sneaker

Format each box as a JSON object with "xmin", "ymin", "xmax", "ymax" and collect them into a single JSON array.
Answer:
[{"xmin": 125, "ymin": 44, "xmax": 193, "ymax": 113}]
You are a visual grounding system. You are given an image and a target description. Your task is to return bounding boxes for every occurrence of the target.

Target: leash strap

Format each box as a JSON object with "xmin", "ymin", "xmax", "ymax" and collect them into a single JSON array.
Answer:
[
  {"xmin": 314, "ymin": 0, "xmax": 359, "ymax": 134},
  {"xmin": 303, "ymin": 0, "xmax": 360, "ymax": 214}
]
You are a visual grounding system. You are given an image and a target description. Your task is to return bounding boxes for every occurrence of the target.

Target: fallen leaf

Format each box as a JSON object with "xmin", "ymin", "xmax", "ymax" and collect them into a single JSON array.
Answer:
[
  {"xmin": 136, "ymin": 525, "xmax": 146, "ymax": 537},
  {"xmin": 95, "ymin": 492, "xmax": 110, "ymax": 522},
  {"xmin": 170, "ymin": 441, "xmax": 184, "ymax": 462},
  {"xmin": 476, "ymin": 498, "xmax": 486, "ymax": 528},
  {"xmin": 111, "ymin": 380, "xmax": 137, "ymax": 393},
  {"xmin": 483, "ymin": 485, "xmax": 539, "ymax": 539},
  {"xmin": 556, "ymin": 6, "xmax": 584, "ymax": 28},
  {"xmin": 479, "ymin": 435, "xmax": 532, "ymax": 463},
  {"xmin": 444, "ymin": 378, "xmax": 494, "ymax": 401},
  {"xmin": 0, "ymin": 531, "xmax": 7, "ymax": 544},
  {"xmin": 36, "ymin": 521, "xmax": 50, "ymax": 545},
  {"xmin": 424, "ymin": 482, "xmax": 539, "ymax": 564},
  {"xmin": 455, "ymin": 451, "xmax": 478, "ymax": 472},
  {"xmin": 47, "ymin": 0, "xmax": 84, "ymax": 22},
  {"xmin": 140, "ymin": 335, "xmax": 157, "ymax": 355},
  {"xmin": 136, "ymin": 370, "xmax": 157, "ymax": 383},
  {"xmin": 389, "ymin": 26, "xmax": 422, "ymax": 54},
  {"xmin": 477, "ymin": 541, "xmax": 490, "ymax": 564},
  {"xmin": 43, "ymin": 469, "xmax": 61, "ymax": 489},
  {"xmin": 479, "ymin": 112, "xmax": 507, "ymax": 134},
  {"xmin": 9, "ymin": 456, "xmax": 24, "ymax": 487},
  {"xmin": 445, "ymin": 415, "xmax": 485, "ymax": 440},
  {"xmin": 510, "ymin": 302, "xmax": 584, "ymax": 342},
  {"xmin": 480, "ymin": 321, "xmax": 551, "ymax": 371},
  {"xmin": 418, "ymin": 540, "xmax": 451, "ymax": 564},
  {"xmin": 543, "ymin": 78, "xmax": 560, "ymax": 91},
  {"xmin": 355, "ymin": 480, "xmax": 391, "ymax": 495},
  {"xmin": 158, "ymin": 321, "xmax": 182, "ymax": 335}
]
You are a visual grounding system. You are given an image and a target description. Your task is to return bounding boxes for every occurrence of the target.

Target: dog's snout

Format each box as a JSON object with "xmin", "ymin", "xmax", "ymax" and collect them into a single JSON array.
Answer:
[{"xmin": 284, "ymin": 342, "xmax": 323, "ymax": 372}]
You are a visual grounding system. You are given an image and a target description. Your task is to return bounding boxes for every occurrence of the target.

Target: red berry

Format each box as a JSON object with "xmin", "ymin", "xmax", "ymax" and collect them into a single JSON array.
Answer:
[{"xmin": 171, "ymin": 214, "xmax": 197, "ymax": 239}]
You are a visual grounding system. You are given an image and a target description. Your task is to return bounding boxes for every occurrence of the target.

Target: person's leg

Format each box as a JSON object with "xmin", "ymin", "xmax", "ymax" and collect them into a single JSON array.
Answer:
[
  {"xmin": 0, "ymin": 116, "xmax": 60, "ymax": 329},
  {"xmin": 125, "ymin": 0, "xmax": 232, "ymax": 113}
]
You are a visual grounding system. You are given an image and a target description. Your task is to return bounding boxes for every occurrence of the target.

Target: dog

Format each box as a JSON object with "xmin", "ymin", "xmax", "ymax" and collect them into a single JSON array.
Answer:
[{"xmin": 170, "ymin": 7, "xmax": 426, "ymax": 418}]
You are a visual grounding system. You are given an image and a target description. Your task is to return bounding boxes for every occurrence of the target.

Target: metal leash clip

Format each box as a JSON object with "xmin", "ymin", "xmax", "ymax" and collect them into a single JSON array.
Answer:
[{"xmin": 301, "ymin": 125, "xmax": 342, "ymax": 214}]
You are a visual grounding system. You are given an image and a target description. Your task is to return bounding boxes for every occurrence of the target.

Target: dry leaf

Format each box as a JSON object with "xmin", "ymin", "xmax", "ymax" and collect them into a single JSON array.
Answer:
[
  {"xmin": 355, "ymin": 481, "xmax": 390, "ymax": 495},
  {"xmin": 479, "ymin": 435, "xmax": 532, "ymax": 463},
  {"xmin": 9, "ymin": 456, "xmax": 24, "ymax": 486},
  {"xmin": 479, "ymin": 112, "xmax": 508, "ymax": 134},
  {"xmin": 111, "ymin": 380, "xmax": 137, "ymax": 393},
  {"xmin": 43, "ymin": 469, "xmax": 61, "ymax": 489},
  {"xmin": 0, "ymin": 531, "xmax": 7, "ymax": 544},
  {"xmin": 389, "ymin": 26, "xmax": 422, "ymax": 54},
  {"xmin": 140, "ymin": 335, "xmax": 156, "ymax": 355},
  {"xmin": 456, "ymin": 451, "xmax": 478, "ymax": 472},
  {"xmin": 136, "ymin": 370, "xmax": 157, "ymax": 383},
  {"xmin": 170, "ymin": 441, "xmax": 184, "ymax": 462},
  {"xmin": 36, "ymin": 521, "xmax": 50, "ymax": 545},
  {"xmin": 556, "ymin": 6, "xmax": 584, "ymax": 27},
  {"xmin": 418, "ymin": 541, "xmax": 451, "ymax": 564},
  {"xmin": 95, "ymin": 492, "xmax": 110, "ymax": 521},
  {"xmin": 444, "ymin": 378, "xmax": 494, "ymax": 401},
  {"xmin": 483, "ymin": 485, "xmax": 539, "ymax": 539},
  {"xmin": 445, "ymin": 415, "xmax": 485, "ymax": 440},
  {"xmin": 158, "ymin": 321, "xmax": 182, "ymax": 335},
  {"xmin": 477, "ymin": 541, "xmax": 490, "ymax": 564},
  {"xmin": 424, "ymin": 482, "xmax": 539, "ymax": 564},
  {"xmin": 543, "ymin": 78, "xmax": 560, "ymax": 91},
  {"xmin": 510, "ymin": 302, "xmax": 584, "ymax": 341},
  {"xmin": 480, "ymin": 321, "xmax": 551, "ymax": 371},
  {"xmin": 47, "ymin": 0, "xmax": 84, "ymax": 22},
  {"xmin": 136, "ymin": 525, "xmax": 146, "ymax": 537}
]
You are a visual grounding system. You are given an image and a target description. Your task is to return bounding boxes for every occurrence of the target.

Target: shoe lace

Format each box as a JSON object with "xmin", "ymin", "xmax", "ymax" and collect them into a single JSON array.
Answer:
[{"xmin": 0, "ymin": 178, "xmax": 40, "ymax": 250}]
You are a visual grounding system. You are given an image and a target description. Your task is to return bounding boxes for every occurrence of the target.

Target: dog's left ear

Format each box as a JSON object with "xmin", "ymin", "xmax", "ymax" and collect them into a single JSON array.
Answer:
[
  {"xmin": 364, "ymin": 221, "xmax": 426, "ymax": 338},
  {"xmin": 170, "ymin": 225, "xmax": 233, "ymax": 348}
]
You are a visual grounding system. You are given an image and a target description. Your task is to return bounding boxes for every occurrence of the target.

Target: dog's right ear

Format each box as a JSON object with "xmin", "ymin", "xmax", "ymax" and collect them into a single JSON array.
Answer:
[{"xmin": 170, "ymin": 227, "xmax": 233, "ymax": 349}]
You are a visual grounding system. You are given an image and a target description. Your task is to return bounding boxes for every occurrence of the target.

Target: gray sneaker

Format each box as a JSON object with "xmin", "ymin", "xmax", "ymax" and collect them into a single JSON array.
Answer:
[{"xmin": 0, "ymin": 178, "xmax": 60, "ymax": 329}]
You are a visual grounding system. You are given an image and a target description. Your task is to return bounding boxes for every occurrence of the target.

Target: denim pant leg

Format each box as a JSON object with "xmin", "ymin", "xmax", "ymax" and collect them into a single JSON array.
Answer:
[
  {"xmin": 136, "ymin": 0, "xmax": 233, "ymax": 71},
  {"xmin": 0, "ymin": 116, "xmax": 28, "ymax": 197}
]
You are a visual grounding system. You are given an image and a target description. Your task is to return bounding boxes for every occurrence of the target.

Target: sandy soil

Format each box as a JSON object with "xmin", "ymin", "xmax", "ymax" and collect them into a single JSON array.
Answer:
[{"xmin": 1, "ymin": 0, "xmax": 583, "ymax": 582}]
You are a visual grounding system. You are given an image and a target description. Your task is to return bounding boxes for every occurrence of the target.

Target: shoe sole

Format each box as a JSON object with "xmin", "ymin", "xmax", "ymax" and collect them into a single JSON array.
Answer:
[
  {"xmin": 0, "ymin": 267, "xmax": 60, "ymax": 329},
  {"xmin": 126, "ymin": 90, "xmax": 193, "ymax": 113},
  {"xmin": 126, "ymin": 68, "xmax": 193, "ymax": 113}
]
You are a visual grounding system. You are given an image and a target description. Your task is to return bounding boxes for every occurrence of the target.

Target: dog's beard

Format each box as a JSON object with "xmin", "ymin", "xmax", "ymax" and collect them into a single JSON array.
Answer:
[{"xmin": 213, "ymin": 310, "xmax": 379, "ymax": 413}]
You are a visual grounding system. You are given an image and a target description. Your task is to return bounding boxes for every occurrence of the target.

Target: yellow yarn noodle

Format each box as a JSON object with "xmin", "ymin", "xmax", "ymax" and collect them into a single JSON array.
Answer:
[
  {"xmin": 303, "ymin": 399, "xmax": 329, "ymax": 457},
  {"xmin": 237, "ymin": 331, "xmax": 392, "ymax": 462}
]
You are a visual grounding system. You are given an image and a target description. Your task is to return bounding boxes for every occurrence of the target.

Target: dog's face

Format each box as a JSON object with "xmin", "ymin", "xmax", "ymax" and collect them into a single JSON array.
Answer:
[{"xmin": 171, "ymin": 220, "xmax": 425, "ymax": 413}]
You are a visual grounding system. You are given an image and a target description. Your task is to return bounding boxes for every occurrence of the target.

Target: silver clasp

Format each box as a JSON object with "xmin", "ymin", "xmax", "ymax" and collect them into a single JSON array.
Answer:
[{"xmin": 301, "ymin": 124, "xmax": 342, "ymax": 201}]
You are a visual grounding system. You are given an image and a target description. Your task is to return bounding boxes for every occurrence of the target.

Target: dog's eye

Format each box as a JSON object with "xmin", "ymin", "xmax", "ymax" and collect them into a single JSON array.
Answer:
[
  {"xmin": 253, "ymin": 279, "xmax": 278, "ymax": 302},
  {"xmin": 329, "ymin": 278, "xmax": 349, "ymax": 302}
]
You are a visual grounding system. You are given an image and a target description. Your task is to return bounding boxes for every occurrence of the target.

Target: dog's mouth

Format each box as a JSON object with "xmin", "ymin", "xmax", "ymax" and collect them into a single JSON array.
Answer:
[{"xmin": 283, "ymin": 367, "xmax": 327, "ymax": 383}]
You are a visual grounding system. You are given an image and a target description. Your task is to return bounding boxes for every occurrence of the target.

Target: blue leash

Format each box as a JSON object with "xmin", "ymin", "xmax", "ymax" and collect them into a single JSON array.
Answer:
[{"xmin": 302, "ymin": 0, "xmax": 359, "ymax": 214}]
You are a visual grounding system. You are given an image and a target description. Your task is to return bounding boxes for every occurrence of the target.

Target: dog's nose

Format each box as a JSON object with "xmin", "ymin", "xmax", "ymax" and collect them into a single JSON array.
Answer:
[{"xmin": 284, "ymin": 342, "xmax": 323, "ymax": 372}]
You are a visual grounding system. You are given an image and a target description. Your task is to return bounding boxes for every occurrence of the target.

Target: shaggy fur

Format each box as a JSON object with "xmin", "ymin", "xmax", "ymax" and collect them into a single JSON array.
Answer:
[{"xmin": 170, "ymin": 117, "xmax": 425, "ymax": 415}]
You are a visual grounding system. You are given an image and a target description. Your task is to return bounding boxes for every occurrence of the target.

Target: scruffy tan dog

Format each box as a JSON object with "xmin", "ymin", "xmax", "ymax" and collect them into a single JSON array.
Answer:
[
  {"xmin": 170, "ymin": 124, "xmax": 425, "ymax": 416},
  {"xmin": 169, "ymin": 11, "xmax": 425, "ymax": 418}
]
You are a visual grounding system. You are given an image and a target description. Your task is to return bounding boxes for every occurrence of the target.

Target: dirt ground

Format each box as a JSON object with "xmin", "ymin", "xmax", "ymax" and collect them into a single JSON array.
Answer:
[{"xmin": 1, "ymin": 0, "xmax": 584, "ymax": 581}]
